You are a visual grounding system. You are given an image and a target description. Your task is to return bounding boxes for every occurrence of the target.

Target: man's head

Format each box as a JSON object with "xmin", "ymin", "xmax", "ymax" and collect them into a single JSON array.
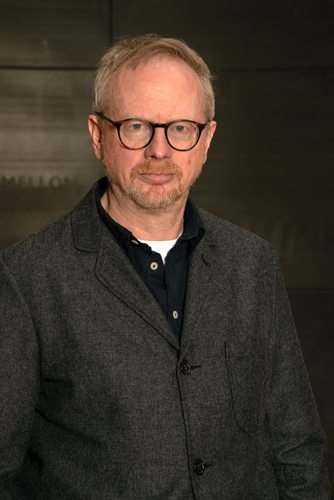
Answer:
[
  {"xmin": 88, "ymin": 34, "xmax": 216, "ymax": 215},
  {"xmin": 93, "ymin": 33, "xmax": 215, "ymax": 123}
]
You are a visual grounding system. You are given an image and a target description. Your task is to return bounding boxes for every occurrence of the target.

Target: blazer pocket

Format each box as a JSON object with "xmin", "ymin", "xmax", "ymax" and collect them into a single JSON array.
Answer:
[{"xmin": 225, "ymin": 339, "xmax": 268, "ymax": 433}]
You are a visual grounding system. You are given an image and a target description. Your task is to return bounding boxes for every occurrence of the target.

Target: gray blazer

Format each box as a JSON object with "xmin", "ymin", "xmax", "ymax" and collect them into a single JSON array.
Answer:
[{"xmin": 0, "ymin": 180, "xmax": 330, "ymax": 499}]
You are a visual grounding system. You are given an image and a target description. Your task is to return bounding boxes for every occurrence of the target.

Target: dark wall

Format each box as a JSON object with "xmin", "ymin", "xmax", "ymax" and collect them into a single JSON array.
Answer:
[
  {"xmin": 1, "ymin": 0, "xmax": 333, "ymax": 492},
  {"xmin": 0, "ymin": 0, "xmax": 109, "ymax": 248}
]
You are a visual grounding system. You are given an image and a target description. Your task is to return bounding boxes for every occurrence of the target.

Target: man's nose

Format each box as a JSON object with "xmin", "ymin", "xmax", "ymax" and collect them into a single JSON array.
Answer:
[{"xmin": 144, "ymin": 127, "xmax": 172, "ymax": 160}]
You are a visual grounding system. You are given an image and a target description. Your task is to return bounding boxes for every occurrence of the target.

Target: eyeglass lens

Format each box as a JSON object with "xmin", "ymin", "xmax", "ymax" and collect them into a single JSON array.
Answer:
[{"xmin": 119, "ymin": 120, "xmax": 200, "ymax": 150}]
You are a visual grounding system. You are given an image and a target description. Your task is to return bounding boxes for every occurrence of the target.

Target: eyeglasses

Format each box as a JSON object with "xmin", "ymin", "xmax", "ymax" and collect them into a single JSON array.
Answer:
[{"xmin": 95, "ymin": 112, "xmax": 208, "ymax": 151}]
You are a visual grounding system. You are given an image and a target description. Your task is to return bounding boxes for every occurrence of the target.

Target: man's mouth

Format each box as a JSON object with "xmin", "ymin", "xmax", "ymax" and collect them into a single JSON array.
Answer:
[
  {"xmin": 138, "ymin": 172, "xmax": 175, "ymax": 184},
  {"xmin": 130, "ymin": 161, "xmax": 183, "ymax": 183}
]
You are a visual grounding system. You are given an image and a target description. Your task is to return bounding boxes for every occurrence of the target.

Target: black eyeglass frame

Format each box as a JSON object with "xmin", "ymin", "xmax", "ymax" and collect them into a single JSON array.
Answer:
[{"xmin": 95, "ymin": 112, "xmax": 208, "ymax": 151}]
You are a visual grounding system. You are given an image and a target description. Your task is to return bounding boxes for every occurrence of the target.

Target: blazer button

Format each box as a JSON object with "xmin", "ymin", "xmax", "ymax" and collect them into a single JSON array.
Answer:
[
  {"xmin": 193, "ymin": 459, "xmax": 205, "ymax": 475},
  {"xmin": 180, "ymin": 360, "xmax": 191, "ymax": 375}
]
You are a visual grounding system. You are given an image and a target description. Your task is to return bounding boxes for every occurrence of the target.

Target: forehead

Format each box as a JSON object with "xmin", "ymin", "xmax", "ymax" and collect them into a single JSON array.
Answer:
[{"xmin": 107, "ymin": 56, "xmax": 205, "ymax": 121}]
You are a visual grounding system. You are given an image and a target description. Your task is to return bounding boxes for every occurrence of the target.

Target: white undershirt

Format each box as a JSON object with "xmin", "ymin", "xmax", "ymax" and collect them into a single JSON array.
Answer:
[{"xmin": 138, "ymin": 235, "xmax": 181, "ymax": 264}]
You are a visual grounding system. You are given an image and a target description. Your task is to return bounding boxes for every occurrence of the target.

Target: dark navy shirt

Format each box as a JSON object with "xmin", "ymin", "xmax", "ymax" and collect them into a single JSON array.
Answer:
[{"xmin": 95, "ymin": 178, "xmax": 204, "ymax": 341}]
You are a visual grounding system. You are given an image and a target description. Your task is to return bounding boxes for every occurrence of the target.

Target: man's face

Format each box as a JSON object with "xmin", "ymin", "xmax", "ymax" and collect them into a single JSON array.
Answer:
[{"xmin": 89, "ymin": 56, "xmax": 216, "ymax": 212}]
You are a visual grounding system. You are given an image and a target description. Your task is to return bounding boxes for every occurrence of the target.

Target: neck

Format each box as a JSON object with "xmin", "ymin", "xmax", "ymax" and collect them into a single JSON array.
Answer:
[{"xmin": 101, "ymin": 187, "xmax": 186, "ymax": 241}]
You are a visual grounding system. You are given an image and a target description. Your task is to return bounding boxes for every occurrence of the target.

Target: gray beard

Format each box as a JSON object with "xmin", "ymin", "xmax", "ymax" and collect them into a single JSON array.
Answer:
[
  {"xmin": 125, "ymin": 184, "xmax": 185, "ymax": 212},
  {"xmin": 103, "ymin": 157, "xmax": 189, "ymax": 213}
]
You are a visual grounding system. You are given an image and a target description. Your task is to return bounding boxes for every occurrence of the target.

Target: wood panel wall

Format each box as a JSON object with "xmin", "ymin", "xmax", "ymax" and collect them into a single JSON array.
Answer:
[
  {"xmin": 0, "ymin": 0, "xmax": 109, "ymax": 248},
  {"xmin": 0, "ymin": 0, "xmax": 333, "ymax": 492}
]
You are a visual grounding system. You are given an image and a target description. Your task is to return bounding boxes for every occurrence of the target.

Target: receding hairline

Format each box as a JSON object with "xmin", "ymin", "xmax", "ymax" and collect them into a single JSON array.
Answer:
[
  {"xmin": 100, "ymin": 34, "xmax": 209, "ymax": 74},
  {"xmin": 105, "ymin": 55, "xmax": 206, "ymax": 115},
  {"xmin": 113, "ymin": 51, "xmax": 200, "ymax": 74},
  {"xmin": 93, "ymin": 34, "xmax": 215, "ymax": 122}
]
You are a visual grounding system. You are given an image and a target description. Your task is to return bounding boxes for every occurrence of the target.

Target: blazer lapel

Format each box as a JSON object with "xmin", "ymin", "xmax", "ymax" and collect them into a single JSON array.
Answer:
[
  {"xmin": 95, "ymin": 225, "xmax": 179, "ymax": 350},
  {"xmin": 180, "ymin": 237, "xmax": 218, "ymax": 344},
  {"xmin": 70, "ymin": 185, "xmax": 178, "ymax": 350}
]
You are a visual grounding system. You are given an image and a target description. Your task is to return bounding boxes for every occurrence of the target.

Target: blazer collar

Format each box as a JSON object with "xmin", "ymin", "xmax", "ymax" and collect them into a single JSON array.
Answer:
[{"xmin": 70, "ymin": 180, "xmax": 103, "ymax": 252}]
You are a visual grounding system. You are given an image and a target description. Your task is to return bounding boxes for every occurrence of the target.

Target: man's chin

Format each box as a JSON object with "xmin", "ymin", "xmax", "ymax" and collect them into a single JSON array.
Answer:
[{"xmin": 126, "ymin": 187, "xmax": 185, "ymax": 212}]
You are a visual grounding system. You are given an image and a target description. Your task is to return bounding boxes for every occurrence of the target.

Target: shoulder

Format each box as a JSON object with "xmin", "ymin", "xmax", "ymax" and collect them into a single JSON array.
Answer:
[
  {"xmin": 198, "ymin": 207, "xmax": 273, "ymax": 256},
  {"xmin": 1, "ymin": 211, "xmax": 72, "ymax": 278},
  {"xmin": 197, "ymin": 209, "xmax": 283, "ymax": 307},
  {"xmin": 1, "ymin": 182, "xmax": 99, "ymax": 276},
  {"xmin": 197, "ymin": 208, "xmax": 280, "ymax": 282}
]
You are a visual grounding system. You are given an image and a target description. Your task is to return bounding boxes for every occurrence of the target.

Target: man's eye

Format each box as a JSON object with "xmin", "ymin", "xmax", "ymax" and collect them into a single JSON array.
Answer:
[
  {"xmin": 131, "ymin": 123, "xmax": 143, "ymax": 131},
  {"xmin": 175, "ymin": 125, "xmax": 186, "ymax": 133}
]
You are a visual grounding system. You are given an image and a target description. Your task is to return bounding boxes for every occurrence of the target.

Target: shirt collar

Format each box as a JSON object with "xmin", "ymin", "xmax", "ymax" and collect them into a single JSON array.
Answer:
[{"xmin": 95, "ymin": 177, "xmax": 205, "ymax": 260}]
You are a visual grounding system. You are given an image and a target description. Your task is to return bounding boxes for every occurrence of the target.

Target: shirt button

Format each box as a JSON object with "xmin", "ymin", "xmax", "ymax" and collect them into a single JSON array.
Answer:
[
  {"xmin": 193, "ymin": 459, "xmax": 205, "ymax": 475},
  {"xmin": 173, "ymin": 310, "xmax": 178, "ymax": 319},
  {"xmin": 131, "ymin": 239, "xmax": 139, "ymax": 245},
  {"xmin": 180, "ymin": 360, "xmax": 191, "ymax": 375},
  {"xmin": 150, "ymin": 262, "xmax": 158, "ymax": 270}
]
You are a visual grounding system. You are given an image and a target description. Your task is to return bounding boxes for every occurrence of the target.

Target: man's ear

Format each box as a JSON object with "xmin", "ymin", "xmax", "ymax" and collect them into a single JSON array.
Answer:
[
  {"xmin": 88, "ymin": 115, "xmax": 103, "ymax": 160},
  {"xmin": 203, "ymin": 120, "xmax": 217, "ymax": 163}
]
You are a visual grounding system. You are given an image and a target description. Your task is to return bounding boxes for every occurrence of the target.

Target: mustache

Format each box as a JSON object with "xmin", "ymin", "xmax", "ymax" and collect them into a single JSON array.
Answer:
[{"xmin": 130, "ymin": 161, "xmax": 183, "ymax": 181}]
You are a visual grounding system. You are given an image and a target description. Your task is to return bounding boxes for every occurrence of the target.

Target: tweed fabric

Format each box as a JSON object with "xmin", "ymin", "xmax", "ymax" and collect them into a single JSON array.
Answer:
[{"xmin": 0, "ymin": 179, "xmax": 331, "ymax": 499}]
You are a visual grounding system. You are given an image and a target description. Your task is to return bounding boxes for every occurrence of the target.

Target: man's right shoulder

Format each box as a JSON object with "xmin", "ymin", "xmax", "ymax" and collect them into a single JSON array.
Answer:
[
  {"xmin": 1, "ymin": 181, "xmax": 99, "ymax": 273},
  {"xmin": 1, "ymin": 210, "xmax": 72, "ymax": 272}
]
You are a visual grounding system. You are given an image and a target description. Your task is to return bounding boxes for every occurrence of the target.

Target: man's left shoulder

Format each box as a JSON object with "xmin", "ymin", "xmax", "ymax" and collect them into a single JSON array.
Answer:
[{"xmin": 198, "ymin": 207, "xmax": 273, "ymax": 256}]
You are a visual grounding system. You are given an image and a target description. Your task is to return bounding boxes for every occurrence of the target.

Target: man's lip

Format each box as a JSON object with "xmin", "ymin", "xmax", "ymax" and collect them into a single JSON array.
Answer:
[{"xmin": 138, "ymin": 173, "xmax": 175, "ymax": 184}]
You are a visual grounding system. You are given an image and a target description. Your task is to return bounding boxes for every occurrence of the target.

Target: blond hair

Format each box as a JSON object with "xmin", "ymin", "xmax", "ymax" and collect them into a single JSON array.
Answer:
[{"xmin": 93, "ymin": 34, "xmax": 215, "ymax": 121}]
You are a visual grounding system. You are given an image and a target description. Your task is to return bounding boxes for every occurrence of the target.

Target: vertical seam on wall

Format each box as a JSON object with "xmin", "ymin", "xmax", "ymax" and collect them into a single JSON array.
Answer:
[{"xmin": 109, "ymin": 0, "xmax": 113, "ymax": 45}]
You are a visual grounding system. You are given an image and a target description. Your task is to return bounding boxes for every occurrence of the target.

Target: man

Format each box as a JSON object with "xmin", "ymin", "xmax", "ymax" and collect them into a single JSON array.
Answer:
[{"xmin": 0, "ymin": 34, "xmax": 330, "ymax": 499}]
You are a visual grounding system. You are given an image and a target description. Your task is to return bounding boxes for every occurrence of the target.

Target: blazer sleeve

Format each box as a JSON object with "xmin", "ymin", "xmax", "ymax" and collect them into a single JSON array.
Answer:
[
  {"xmin": 264, "ymin": 249, "xmax": 331, "ymax": 499},
  {"xmin": 0, "ymin": 255, "xmax": 40, "ymax": 498}
]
